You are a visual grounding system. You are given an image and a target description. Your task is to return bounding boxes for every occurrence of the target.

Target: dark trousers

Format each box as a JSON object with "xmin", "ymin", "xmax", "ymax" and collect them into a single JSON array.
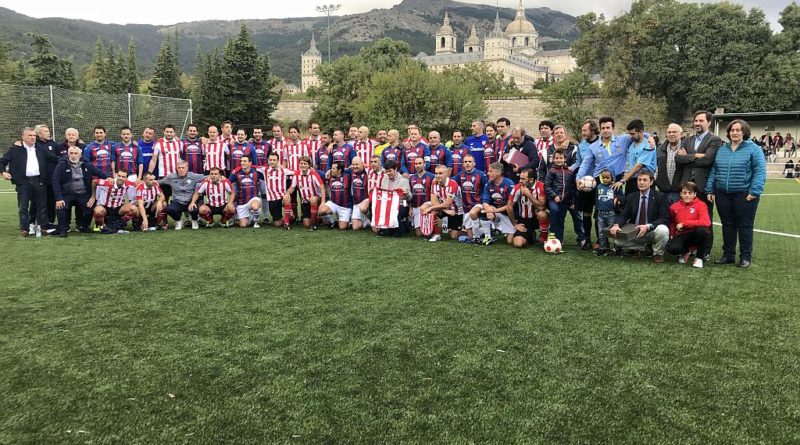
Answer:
[
  {"xmin": 714, "ymin": 191, "xmax": 759, "ymax": 261},
  {"xmin": 625, "ymin": 177, "xmax": 638, "ymax": 196},
  {"xmin": 46, "ymin": 184, "xmax": 56, "ymax": 227},
  {"xmin": 667, "ymin": 227, "xmax": 710, "ymax": 256},
  {"xmin": 568, "ymin": 207, "xmax": 588, "ymax": 243},
  {"xmin": 57, "ymin": 192, "xmax": 91, "ymax": 232},
  {"xmin": 166, "ymin": 201, "xmax": 199, "ymax": 222},
  {"xmin": 547, "ymin": 200, "xmax": 570, "ymax": 242},
  {"xmin": 15, "ymin": 178, "xmax": 48, "ymax": 230},
  {"xmin": 697, "ymin": 192, "xmax": 714, "ymax": 256}
]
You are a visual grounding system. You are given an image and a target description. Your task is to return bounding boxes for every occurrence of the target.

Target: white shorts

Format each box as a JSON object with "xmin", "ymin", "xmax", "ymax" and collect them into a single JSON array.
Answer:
[
  {"xmin": 236, "ymin": 197, "xmax": 261, "ymax": 220},
  {"xmin": 352, "ymin": 205, "xmax": 369, "ymax": 225},
  {"xmin": 491, "ymin": 213, "xmax": 515, "ymax": 235},
  {"xmin": 412, "ymin": 207, "xmax": 421, "ymax": 228},
  {"xmin": 463, "ymin": 204, "xmax": 484, "ymax": 230},
  {"xmin": 325, "ymin": 201, "xmax": 352, "ymax": 222}
]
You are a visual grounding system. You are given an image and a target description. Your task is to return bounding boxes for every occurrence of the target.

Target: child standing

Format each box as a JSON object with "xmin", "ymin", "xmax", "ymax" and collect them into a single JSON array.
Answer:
[
  {"xmin": 544, "ymin": 149, "xmax": 576, "ymax": 244},
  {"xmin": 595, "ymin": 168, "xmax": 623, "ymax": 256}
]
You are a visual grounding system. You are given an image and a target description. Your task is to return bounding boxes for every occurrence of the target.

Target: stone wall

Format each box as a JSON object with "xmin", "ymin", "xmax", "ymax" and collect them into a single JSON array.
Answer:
[{"xmin": 271, "ymin": 100, "xmax": 316, "ymax": 124}]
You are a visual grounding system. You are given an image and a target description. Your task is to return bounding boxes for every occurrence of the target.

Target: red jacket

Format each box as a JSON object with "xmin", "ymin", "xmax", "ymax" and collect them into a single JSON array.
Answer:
[{"xmin": 669, "ymin": 197, "xmax": 711, "ymax": 236}]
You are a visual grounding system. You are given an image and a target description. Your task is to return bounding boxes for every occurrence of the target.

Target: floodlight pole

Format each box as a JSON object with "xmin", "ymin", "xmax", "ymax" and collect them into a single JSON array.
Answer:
[{"xmin": 316, "ymin": 4, "xmax": 341, "ymax": 63}]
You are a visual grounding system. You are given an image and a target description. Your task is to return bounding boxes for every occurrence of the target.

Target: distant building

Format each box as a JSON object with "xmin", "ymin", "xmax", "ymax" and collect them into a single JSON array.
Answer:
[
  {"xmin": 301, "ymin": 33, "xmax": 322, "ymax": 93},
  {"xmin": 415, "ymin": 1, "xmax": 577, "ymax": 92}
]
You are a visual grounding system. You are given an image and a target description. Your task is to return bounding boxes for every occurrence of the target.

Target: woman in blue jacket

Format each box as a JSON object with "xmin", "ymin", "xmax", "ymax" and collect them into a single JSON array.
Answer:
[{"xmin": 706, "ymin": 119, "xmax": 766, "ymax": 268}]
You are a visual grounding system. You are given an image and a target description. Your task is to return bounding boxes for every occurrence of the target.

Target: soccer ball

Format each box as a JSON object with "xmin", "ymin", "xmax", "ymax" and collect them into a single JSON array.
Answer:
[
  {"xmin": 578, "ymin": 175, "xmax": 597, "ymax": 191},
  {"xmin": 544, "ymin": 236, "xmax": 562, "ymax": 254}
]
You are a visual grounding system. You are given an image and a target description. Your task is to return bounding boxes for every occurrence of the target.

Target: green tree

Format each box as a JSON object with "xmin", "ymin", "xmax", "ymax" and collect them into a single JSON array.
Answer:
[
  {"xmin": 218, "ymin": 24, "xmax": 280, "ymax": 126},
  {"xmin": 25, "ymin": 33, "xmax": 74, "ymax": 89},
  {"xmin": 540, "ymin": 69, "xmax": 598, "ymax": 139},
  {"xmin": 311, "ymin": 38, "xmax": 418, "ymax": 130},
  {"xmin": 0, "ymin": 39, "xmax": 23, "ymax": 84},
  {"xmin": 440, "ymin": 64, "xmax": 520, "ymax": 96},
  {"xmin": 149, "ymin": 35, "xmax": 185, "ymax": 97},
  {"xmin": 351, "ymin": 60, "xmax": 486, "ymax": 137},
  {"xmin": 126, "ymin": 37, "xmax": 139, "ymax": 94},
  {"xmin": 193, "ymin": 48, "xmax": 227, "ymax": 129}
]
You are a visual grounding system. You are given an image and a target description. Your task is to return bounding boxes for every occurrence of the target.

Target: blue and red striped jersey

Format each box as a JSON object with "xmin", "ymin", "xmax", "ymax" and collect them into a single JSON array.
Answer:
[
  {"xmin": 428, "ymin": 144, "xmax": 453, "ymax": 173},
  {"xmin": 380, "ymin": 145, "xmax": 404, "ymax": 171},
  {"xmin": 450, "ymin": 145, "xmax": 470, "ymax": 177},
  {"xmin": 455, "ymin": 168, "xmax": 488, "ymax": 209},
  {"xmin": 328, "ymin": 143, "xmax": 355, "ymax": 170},
  {"xmin": 251, "ymin": 139, "xmax": 271, "ymax": 167},
  {"xmin": 83, "ymin": 141, "xmax": 114, "ymax": 176},
  {"xmin": 326, "ymin": 173, "xmax": 352, "ymax": 207},
  {"xmin": 483, "ymin": 138, "xmax": 506, "ymax": 167},
  {"xmin": 228, "ymin": 167, "xmax": 263, "ymax": 205},
  {"xmin": 228, "ymin": 142, "xmax": 255, "ymax": 172},
  {"xmin": 112, "ymin": 142, "xmax": 141, "ymax": 176},
  {"xmin": 182, "ymin": 138, "xmax": 204, "ymax": 174},
  {"xmin": 402, "ymin": 142, "xmax": 430, "ymax": 174},
  {"xmin": 315, "ymin": 146, "xmax": 330, "ymax": 172},
  {"xmin": 482, "ymin": 177, "xmax": 515, "ymax": 207},
  {"xmin": 347, "ymin": 168, "xmax": 369, "ymax": 204},
  {"xmin": 409, "ymin": 171, "xmax": 435, "ymax": 208}
]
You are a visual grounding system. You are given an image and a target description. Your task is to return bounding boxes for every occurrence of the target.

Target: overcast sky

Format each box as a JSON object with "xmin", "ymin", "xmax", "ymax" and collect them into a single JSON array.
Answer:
[{"xmin": 0, "ymin": 0, "xmax": 786, "ymax": 30}]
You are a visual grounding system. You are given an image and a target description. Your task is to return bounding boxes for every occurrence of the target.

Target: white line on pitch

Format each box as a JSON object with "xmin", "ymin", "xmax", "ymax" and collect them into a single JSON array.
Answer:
[{"xmin": 712, "ymin": 222, "xmax": 800, "ymax": 239}]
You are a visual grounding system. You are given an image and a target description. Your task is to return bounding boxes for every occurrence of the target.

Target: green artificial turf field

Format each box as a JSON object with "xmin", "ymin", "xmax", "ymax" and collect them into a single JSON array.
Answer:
[{"xmin": 0, "ymin": 179, "xmax": 798, "ymax": 444}]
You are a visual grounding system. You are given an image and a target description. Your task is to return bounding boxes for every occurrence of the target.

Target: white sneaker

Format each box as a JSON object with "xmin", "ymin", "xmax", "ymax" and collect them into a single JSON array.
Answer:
[
  {"xmin": 174, "ymin": 220, "xmax": 183, "ymax": 230},
  {"xmin": 678, "ymin": 252, "xmax": 690, "ymax": 264},
  {"xmin": 253, "ymin": 221, "xmax": 261, "ymax": 229},
  {"xmin": 28, "ymin": 224, "xmax": 35, "ymax": 235},
  {"xmin": 693, "ymin": 258, "xmax": 704, "ymax": 269},
  {"xmin": 191, "ymin": 220, "xmax": 199, "ymax": 230},
  {"xmin": 147, "ymin": 227, "xmax": 157, "ymax": 231},
  {"xmin": 428, "ymin": 234, "xmax": 441, "ymax": 242}
]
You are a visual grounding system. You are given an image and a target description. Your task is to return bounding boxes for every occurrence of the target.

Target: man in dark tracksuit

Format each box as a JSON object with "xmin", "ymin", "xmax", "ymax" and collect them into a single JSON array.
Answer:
[{"xmin": 52, "ymin": 146, "xmax": 107, "ymax": 236}]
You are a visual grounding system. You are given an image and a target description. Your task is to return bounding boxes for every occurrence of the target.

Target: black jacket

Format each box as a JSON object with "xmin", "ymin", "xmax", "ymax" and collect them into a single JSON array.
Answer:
[
  {"xmin": 678, "ymin": 133, "xmax": 723, "ymax": 193},
  {"xmin": 37, "ymin": 137, "xmax": 61, "ymax": 179},
  {"xmin": 502, "ymin": 135, "xmax": 538, "ymax": 181},
  {"xmin": 52, "ymin": 159, "xmax": 107, "ymax": 200},
  {"xmin": 655, "ymin": 141, "xmax": 690, "ymax": 193},
  {"xmin": 0, "ymin": 143, "xmax": 60, "ymax": 185},
  {"xmin": 615, "ymin": 187, "xmax": 669, "ymax": 228}
]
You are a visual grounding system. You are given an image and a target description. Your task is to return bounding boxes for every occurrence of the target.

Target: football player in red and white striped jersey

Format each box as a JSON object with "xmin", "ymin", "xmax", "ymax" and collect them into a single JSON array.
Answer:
[
  {"xmin": 511, "ymin": 168, "xmax": 549, "ymax": 248},
  {"xmin": 92, "ymin": 169, "xmax": 138, "ymax": 232},
  {"xmin": 148, "ymin": 124, "xmax": 184, "ymax": 202},
  {"xmin": 219, "ymin": 120, "xmax": 236, "ymax": 146},
  {"xmin": 261, "ymin": 152, "xmax": 297, "ymax": 228},
  {"xmin": 352, "ymin": 126, "xmax": 378, "ymax": 166},
  {"xmin": 135, "ymin": 172, "xmax": 166, "ymax": 230},
  {"xmin": 295, "ymin": 156, "xmax": 325, "ymax": 229},
  {"xmin": 421, "ymin": 163, "xmax": 464, "ymax": 241},
  {"xmin": 303, "ymin": 121, "xmax": 322, "ymax": 155},
  {"xmin": 203, "ymin": 125, "xmax": 229, "ymax": 174},
  {"xmin": 284, "ymin": 127, "xmax": 311, "ymax": 172},
  {"xmin": 269, "ymin": 125, "xmax": 287, "ymax": 167},
  {"xmin": 359, "ymin": 154, "xmax": 385, "ymax": 228},
  {"xmin": 189, "ymin": 167, "xmax": 235, "ymax": 228}
]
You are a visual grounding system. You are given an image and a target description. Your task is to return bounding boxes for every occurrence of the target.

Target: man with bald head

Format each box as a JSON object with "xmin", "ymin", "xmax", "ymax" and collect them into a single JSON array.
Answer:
[
  {"xmin": 427, "ymin": 130, "xmax": 452, "ymax": 174},
  {"xmin": 655, "ymin": 123, "xmax": 688, "ymax": 204},
  {"xmin": 352, "ymin": 126, "xmax": 378, "ymax": 167}
]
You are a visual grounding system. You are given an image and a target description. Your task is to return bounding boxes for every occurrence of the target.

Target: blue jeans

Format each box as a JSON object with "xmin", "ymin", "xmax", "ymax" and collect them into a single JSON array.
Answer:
[
  {"xmin": 548, "ymin": 200, "xmax": 570, "ymax": 242},
  {"xmin": 714, "ymin": 190, "xmax": 759, "ymax": 261},
  {"xmin": 568, "ymin": 207, "xmax": 588, "ymax": 243},
  {"xmin": 596, "ymin": 210, "xmax": 616, "ymax": 250}
]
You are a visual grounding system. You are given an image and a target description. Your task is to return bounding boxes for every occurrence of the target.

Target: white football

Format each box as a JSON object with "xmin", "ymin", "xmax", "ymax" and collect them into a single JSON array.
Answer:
[
  {"xmin": 578, "ymin": 175, "xmax": 597, "ymax": 191},
  {"xmin": 544, "ymin": 237, "xmax": 562, "ymax": 254}
]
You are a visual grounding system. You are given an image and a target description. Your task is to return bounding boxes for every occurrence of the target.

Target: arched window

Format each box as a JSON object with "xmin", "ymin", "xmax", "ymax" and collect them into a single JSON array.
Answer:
[
  {"xmin": 468, "ymin": 47, "xmax": 473, "ymax": 53},
  {"xmin": 524, "ymin": 37, "xmax": 529, "ymax": 46},
  {"xmin": 512, "ymin": 37, "xmax": 517, "ymax": 46},
  {"xmin": 440, "ymin": 37, "xmax": 446, "ymax": 48}
]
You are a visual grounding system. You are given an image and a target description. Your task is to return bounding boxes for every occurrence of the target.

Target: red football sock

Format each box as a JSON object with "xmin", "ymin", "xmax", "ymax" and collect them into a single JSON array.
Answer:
[
  {"xmin": 310, "ymin": 203, "xmax": 319, "ymax": 224},
  {"xmin": 156, "ymin": 211, "xmax": 166, "ymax": 225},
  {"xmin": 94, "ymin": 213, "xmax": 105, "ymax": 227},
  {"xmin": 221, "ymin": 210, "xmax": 233, "ymax": 224},
  {"xmin": 433, "ymin": 217, "xmax": 440, "ymax": 235},
  {"xmin": 202, "ymin": 212, "xmax": 214, "ymax": 223},
  {"xmin": 283, "ymin": 203, "xmax": 292, "ymax": 225}
]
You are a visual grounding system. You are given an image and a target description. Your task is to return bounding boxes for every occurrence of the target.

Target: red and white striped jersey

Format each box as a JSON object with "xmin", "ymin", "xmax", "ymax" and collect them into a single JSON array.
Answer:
[
  {"xmin": 154, "ymin": 138, "xmax": 184, "ymax": 177},
  {"xmin": 284, "ymin": 140, "xmax": 311, "ymax": 171},
  {"xmin": 204, "ymin": 141, "xmax": 229, "ymax": 172},
  {"xmin": 197, "ymin": 178, "xmax": 233, "ymax": 207},
  {"xmin": 368, "ymin": 169, "xmax": 385, "ymax": 196},
  {"xmin": 512, "ymin": 181, "xmax": 544, "ymax": 219},
  {"xmin": 303, "ymin": 137, "xmax": 321, "ymax": 154},
  {"xmin": 432, "ymin": 179, "xmax": 464, "ymax": 214},
  {"xmin": 295, "ymin": 169, "xmax": 324, "ymax": 201},
  {"xmin": 216, "ymin": 134, "xmax": 236, "ymax": 146},
  {"xmin": 352, "ymin": 139, "xmax": 378, "ymax": 164},
  {"xmin": 269, "ymin": 138, "xmax": 287, "ymax": 166},
  {"xmin": 261, "ymin": 167, "xmax": 296, "ymax": 201},
  {"xmin": 535, "ymin": 137, "xmax": 552, "ymax": 161},
  {"xmin": 135, "ymin": 182, "xmax": 162, "ymax": 207},
  {"xmin": 96, "ymin": 178, "xmax": 136, "ymax": 208}
]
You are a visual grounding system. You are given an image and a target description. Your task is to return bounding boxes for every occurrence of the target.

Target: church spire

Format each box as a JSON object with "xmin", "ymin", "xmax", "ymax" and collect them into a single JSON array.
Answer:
[{"xmin": 488, "ymin": 9, "xmax": 504, "ymax": 37}]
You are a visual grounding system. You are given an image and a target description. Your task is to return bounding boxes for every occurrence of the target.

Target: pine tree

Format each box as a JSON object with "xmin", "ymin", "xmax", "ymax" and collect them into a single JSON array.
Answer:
[
  {"xmin": 193, "ymin": 48, "xmax": 226, "ymax": 128},
  {"xmin": 25, "ymin": 33, "xmax": 74, "ymax": 89},
  {"xmin": 126, "ymin": 37, "xmax": 139, "ymax": 94},
  {"xmin": 149, "ymin": 35, "xmax": 184, "ymax": 97}
]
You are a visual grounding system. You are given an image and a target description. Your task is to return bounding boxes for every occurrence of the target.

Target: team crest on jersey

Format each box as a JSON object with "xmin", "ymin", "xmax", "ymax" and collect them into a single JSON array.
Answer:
[
  {"xmin": 353, "ymin": 178, "xmax": 363, "ymax": 187},
  {"xmin": 241, "ymin": 177, "xmax": 253, "ymax": 185},
  {"xmin": 331, "ymin": 179, "xmax": 344, "ymax": 190},
  {"xmin": 120, "ymin": 152, "xmax": 133, "ymax": 160},
  {"xmin": 413, "ymin": 183, "xmax": 426, "ymax": 193},
  {"xmin": 689, "ymin": 207, "xmax": 696, "ymax": 214}
]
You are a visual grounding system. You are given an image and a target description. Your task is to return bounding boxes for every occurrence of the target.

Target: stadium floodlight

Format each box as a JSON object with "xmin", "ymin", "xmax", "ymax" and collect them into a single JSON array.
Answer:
[{"xmin": 316, "ymin": 4, "xmax": 341, "ymax": 63}]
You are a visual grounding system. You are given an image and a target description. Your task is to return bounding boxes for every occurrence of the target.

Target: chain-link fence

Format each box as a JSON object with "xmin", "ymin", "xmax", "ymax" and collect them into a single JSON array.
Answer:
[{"xmin": 0, "ymin": 84, "xmax": 192, "ymax": 144}]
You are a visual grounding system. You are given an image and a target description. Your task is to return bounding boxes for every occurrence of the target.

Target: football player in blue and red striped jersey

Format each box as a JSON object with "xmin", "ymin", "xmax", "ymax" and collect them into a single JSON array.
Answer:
[
  {"xmin": 250, "ymin": 127, "xmax": 271, "ymax": 167},
  {"xmin": 401, "ymin": 127, "xmax": 430, "ymax": 176},
  {"xmin": 327, "ymin": 130, "xmax": 355, "ymax": 170},
  {"xmin": 83, "ymin": 125, "xmax": 114, "ymax": 177},
  {"xmin": 454, "ymin": 154, "xmax": 488, "ymax": 239},
  {"xmin": 228, "ymin": 129, "xmax": 255, "ymax": 172},
  {"xmin": 427, "ymin": 131, "xmax": 453, "ymax": 174},
  {"xmin": 469, "ymin": 162, "xmax": 516, "ymax": 244},
  {"xmin": 380, "ymin": 129, "xmax": 405, "ymax": 172},
  {"xmin": 409, "ymin": 157, "xmax": 435, "ymax": 237},
  {"xmin": 346, "ymin": 156, "xmax": 370, "ymax": 231},
  {"xmin": 450, "ymin": 130, "xmax": 469, "ymax": 177},
  {"xmin": 318, "ymin": 161, "xmax": 352, "ymax": 230},
  {"xmin": 228, "ymin": 155, "xmax": 265, "ymax": 228},
  {"xmin": 112, "ymin": 126, "xmax": 143, "ymax": 181},
  {"xmin": 182, "ymin": 124, "xmax": 204, "ymax": 175}
]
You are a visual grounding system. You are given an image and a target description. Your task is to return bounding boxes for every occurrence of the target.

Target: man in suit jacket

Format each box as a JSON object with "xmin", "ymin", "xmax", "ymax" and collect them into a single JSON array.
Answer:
[
  {"xmin": 0, "ymin": 127, "xmax": 59, "ymax": 236},
  {"xmin": 676, "ymin": 110, "xmax": 723, "ymax": 260},
  {"xmin": 609, "ymin": 169, "xmax": 670, "ymax": 263},
  {"xmin": 655, "ymin": 123, "xmax": 690, "ymax": 203}
]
